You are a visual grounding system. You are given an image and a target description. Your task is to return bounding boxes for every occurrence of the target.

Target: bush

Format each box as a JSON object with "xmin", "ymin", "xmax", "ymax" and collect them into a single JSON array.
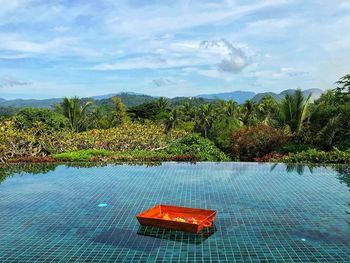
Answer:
[
  {"xmin": 0, "ymin": 119, "xmax": 46, "ymax": 163},
  {"xmin": 276, "ymin": 143, "xmax": 314, "ymax": 154},
  {"xmin": 254, "ymin": 152, "xmax": 286, "ymax": 162},
  {"xmin": 51, "ymin": 149, "xmax": 113, "ymax": 161},
  {"xmin": 166, "ymin": 134, "xmax": 229, "ymax": 161},
  {"xmin": 14, "ymin": 108, "xmax": 68, "ymax": 131},
  {"xmin": 230, "ymin": 124, "xmax": 288, "ymax": 161},
  {"xmin": 283, "ymin": 148, "xmax": 350, "ymax": 164},
  {"xmin": 51, "ymin": 149, "xmax": 197, "ymax": 162},
  {"xmin": 0, "ymin": 121, "xmax": 187, "ymax": 162}
]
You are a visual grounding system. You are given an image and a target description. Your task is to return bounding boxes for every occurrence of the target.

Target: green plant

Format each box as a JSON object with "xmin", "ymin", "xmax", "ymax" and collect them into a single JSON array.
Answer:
[
  {"xmin": 51, "ymin": 149, "xmax": 113, "ymax": 161},
  {"xmin": 111, "ymin": 97, "xmax": 130, "ymax": 126},
  {"xmin": 283, "ymin": 148, "xmax": 350, "ymax": 164},
  {"xmin": 57, "ymin": 97, "xmax": 92, "ymax": 132},
  {"xmin": 14, "ymin": 108, "xmax": 68, "ymax": 131},
  {"xmin": 166, "ymin": 134, "xmax": 229, "ymax": 161},
  {"xmin": 276, "ymin": 143, "xmax": 314, "ymax": 154},
  {"xmin": 279, "ymin": 89, "xmax": 311, "ymax": 135}
]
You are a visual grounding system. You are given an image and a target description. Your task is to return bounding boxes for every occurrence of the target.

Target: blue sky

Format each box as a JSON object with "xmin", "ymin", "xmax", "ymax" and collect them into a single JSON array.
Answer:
[{"xmin": 0, "ymin": 0, "xmax": 349, "ymax": 99}]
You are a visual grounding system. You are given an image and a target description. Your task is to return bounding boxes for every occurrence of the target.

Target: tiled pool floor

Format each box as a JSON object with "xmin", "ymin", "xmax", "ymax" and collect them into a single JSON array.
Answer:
[{"xmin": 0, "ymin": 162, "xmax": 349, "ymax": 262}]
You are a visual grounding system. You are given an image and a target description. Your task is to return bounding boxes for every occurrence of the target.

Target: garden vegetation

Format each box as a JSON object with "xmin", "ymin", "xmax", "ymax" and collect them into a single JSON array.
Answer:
[{"xmin": 1, "ymin": 74, "xmax": 350, "ymax": 164}]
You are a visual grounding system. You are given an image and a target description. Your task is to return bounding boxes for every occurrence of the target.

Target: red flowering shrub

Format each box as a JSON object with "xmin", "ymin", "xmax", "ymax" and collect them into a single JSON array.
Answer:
[
  {"xmin": 230, "ymin": 124, "xmax": 288, "ymax": 161},
  {"xmin": 254, "ymin": 152, "xmax": 286, "ymax": 162}
]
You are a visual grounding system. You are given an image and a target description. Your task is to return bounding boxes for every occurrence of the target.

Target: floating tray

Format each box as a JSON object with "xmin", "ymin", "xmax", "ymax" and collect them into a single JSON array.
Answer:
[{"xmin": 136, "ymin": 204, "xmax": 217, "ymax": 233}]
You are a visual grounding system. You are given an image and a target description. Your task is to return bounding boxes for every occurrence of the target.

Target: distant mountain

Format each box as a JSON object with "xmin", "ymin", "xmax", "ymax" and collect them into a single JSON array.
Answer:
[
  {"xmin": 195, "ymin": 91, "xmax": 255, "ymax": 104},
  {"xmin": 0, "ymin": 93, "xmax": 157, "ymax": 109},
  {"xmin": 90, "ymin": 92, "xmax": 148, "ymax": 100},
  {"xmin": 0, "ymin": 98, "xmax": 63, "ymax": 108},
  {"xmin": 95, "ymin": 93, "xmax": 157, "ymax": 108},
  {"xmin": 252, "ymin": 88, "xmax": 323, "ymax": 102},
  {"xmin": 170, "ymin": 97, "xmax": 214, "ymax": 107},
  {"xmin": 0, "ymin": 88, "xmax": 324, "ymax": 109}
]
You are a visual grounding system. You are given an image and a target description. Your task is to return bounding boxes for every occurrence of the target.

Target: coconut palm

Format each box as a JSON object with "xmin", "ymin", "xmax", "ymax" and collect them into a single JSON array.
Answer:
[
  {"xmin": 165, "ymin": 109, "xmax": 180, "ymax": 131},
  {"xmin": 181, "ymin": 101, "xmax": 193, "ymax": 121},
  {"xmin": 157, "ymin": 97, "xmax": 170, "ymax": 111},
  {"xmin": 317, "ymin": 114, "xmax": 342, "ymax": 149},
  {"xmin": 196, "ymin": 104, "xmax": 214, "ymax": 138},
  {"xmin": 240, "ymin": 100, "xmax": 256, "ymax": 127},
  {"xmin": 59, "ymin": 97, "xmax": 92, "ymax": 132},
  {"xmin": 279, "ymin": 89, "xmax": 311, "ymax": 135},
  {"xmin": 257, "ymin": 96, "xmax": 279, "ymax": 125}
]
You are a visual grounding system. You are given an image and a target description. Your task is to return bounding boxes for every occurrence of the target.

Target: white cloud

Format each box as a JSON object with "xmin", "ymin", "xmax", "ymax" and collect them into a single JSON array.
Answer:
[
  {"xmin": 107, "ymin": 0, "xmax": 288, "ymax": 36},
  {"xmin": 92, "ymin": 38, "xmax": 249, "ymax": 74},
  {"xmin": 200, "ymin": 39, "xmax": 248, "ymax": 73},
  {"xmin": 0, "ymin": 75, "xmax": 31, "ymax": 88},
  {"xmin": 152, "ymin": 77, "xmax": 178, "ymax": 87},
  {"xmin": 0, "ymin": 35, "xmax": 77, "ymax": 53}
]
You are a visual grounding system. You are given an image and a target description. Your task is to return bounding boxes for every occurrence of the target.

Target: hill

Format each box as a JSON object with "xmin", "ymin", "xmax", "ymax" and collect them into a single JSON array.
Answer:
[
  {"xmin": 0, "ymin": 88, "xmax": 324, "ymax": 109},
  {"xmin": 195, "ymin": 91, "xmax": 255, "ymax": 104},
  {"xmin": 252, "ymin": 88, "xmax": 323, "ymax": 102}
]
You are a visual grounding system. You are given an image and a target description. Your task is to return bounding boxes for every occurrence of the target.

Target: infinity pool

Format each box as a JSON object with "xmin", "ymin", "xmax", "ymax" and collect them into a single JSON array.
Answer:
[{"xmin": 0, "ymin": 162, "xmax": 349, "ymax": 262}]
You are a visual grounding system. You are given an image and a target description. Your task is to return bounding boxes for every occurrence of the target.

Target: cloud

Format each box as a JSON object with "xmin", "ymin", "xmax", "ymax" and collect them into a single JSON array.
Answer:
[
  {"xmin": 200, "ymin": 39, "xmax": 248, "ymax": 73},
  {"xmin": 0, "ymin": 75, "xmax": 31, "ymax": 88},
  {"xmin": 107, "ymin": 0, "xmax": 288, "ymax": 36},
  {"xmin": 152, "ymin": 77, "xmax": 177, "ymax": 87},
  {"xmin": 0, "ymin": 34, "xmax": 77, "ymax": 54},
  {"xmin": 91, "ymin": 38, "xmax": 249, "ymax": 74}
]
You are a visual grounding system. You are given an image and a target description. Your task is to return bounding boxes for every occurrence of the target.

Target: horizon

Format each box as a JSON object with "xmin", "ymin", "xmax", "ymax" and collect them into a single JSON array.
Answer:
[
  {"xmin": 0, "ymin": 87, "xmax": 323, "ymax": 101},
  {"xmin": 0, "ymin": 1, "xmax": 349, "ymax": 100}
]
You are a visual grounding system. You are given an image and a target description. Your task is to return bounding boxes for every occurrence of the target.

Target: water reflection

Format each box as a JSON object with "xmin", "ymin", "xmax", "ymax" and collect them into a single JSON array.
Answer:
[
  {"xmin": 0, "ymin": 162, "xmax": 164, "ymax": 184},
  {"xmin": 137, "ymin": 225, "xmax": 217, "ymax": 244}
]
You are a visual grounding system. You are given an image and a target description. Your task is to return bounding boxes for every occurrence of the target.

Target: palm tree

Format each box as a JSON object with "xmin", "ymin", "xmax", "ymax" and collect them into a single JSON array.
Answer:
[
  {"xmin": 59, "ymin": 97, "xmax": 92, "ymax": 132},
  {"xmin": 224, "ymin": 100, "xmax": 237, "ymax": 119},
  {"xmin": 157, "ymin": 97, "xmax": 170, "ymax": 111},
  {"xmin": 279, "ymin": 89, "xmax": 311, "ymax": 135},
  {"xmin": 165, "ymin": 109, "xmax": 180, "ymax": 131},
  {"xmin": 317, "ymin": 114, "xmax": 342, "ymax": 149},
  {"xmin": 240, "ymin": 100, "xmax": 256, "ymax": 127},
  {"xmin": 181, "ymin": 101, "xmax": 193, "ymax": 121},
  {"xmin": 196, "ymin": 104, "xmax": 214, "ymax": 138},
  {"xmin": 257, "ymin": 96, "xmax": 279, "ymax": 125}
]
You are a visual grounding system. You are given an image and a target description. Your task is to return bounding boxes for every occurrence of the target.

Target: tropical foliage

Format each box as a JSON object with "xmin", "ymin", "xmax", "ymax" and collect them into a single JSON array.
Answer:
[
  {"xmin": 230, "ymin": 124, "xmax": 288, "ymax": 161},
  {"xmin": 1, "ymin": 74, "xmax": 350, "ymax": 164}
]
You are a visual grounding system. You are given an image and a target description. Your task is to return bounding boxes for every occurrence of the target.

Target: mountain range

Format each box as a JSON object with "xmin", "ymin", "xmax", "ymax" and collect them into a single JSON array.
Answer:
[
  {"xmin": 0, "ymin": 88, "xmax": 324, "ymax": 109},
  {"xmin": 196, "ymin": 88, "xmax": 323, "ymax": 103}
]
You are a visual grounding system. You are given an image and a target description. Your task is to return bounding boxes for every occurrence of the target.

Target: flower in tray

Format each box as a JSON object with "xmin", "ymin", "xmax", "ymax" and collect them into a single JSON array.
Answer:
[
  {"xmin": 187, "ymin": 217, "xmax": 198, "ymax": 224},
  {"xmin": 163, "ymin": 213, "xmax": 171, "ymax": 220},
  {"xmin": 173, "ymin": 217, "xmax": 186, "ymax": 222}
]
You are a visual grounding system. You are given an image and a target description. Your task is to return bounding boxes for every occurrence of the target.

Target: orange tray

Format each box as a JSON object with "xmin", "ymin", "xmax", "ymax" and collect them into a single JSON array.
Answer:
[{"xmin": 136, "ymin": 204, "xmax": 217, "ymax": 233}]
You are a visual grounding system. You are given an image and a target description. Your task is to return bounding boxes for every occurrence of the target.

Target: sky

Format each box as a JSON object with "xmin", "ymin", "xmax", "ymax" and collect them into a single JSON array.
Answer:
[{"xmin": 0, "ymin": 0, "xmax": 350, "ymax": 99}]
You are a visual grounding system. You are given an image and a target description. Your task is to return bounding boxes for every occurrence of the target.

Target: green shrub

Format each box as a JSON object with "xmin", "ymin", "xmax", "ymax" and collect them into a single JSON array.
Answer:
[
  {"xmin": 14, "ymin": 108, "xmax": 68, "ymax": 131},
  {"xmin": 230, "ymin": 124, "xmax": 289, "ymax": 161},
  {"xmin": 276, "ymin": 143, "xmax": 314, "ymax": 154},
  {"xmin": 166, "ymin": 134, "xmax": 229, "ymax": 161},
  {"xmin": 51, "ymin": 149, "xmax": 113, "ymax": 161},
  {"xmin": 284, "ymin": 148, "xmax": 350, "ymax": 164},
  {"xmin": 0, "ymin": 121, "xmax": 187, "ymax": 162},
  {"xmin": 51, "ymin": 149, "xmax": 197, "ymax": 162},
  {"xmin": 41, "ymin": 123, "xmax": 187, "ymax": 154}
]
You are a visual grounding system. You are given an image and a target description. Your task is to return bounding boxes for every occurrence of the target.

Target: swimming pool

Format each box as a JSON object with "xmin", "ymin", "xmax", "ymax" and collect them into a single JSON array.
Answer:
[{"xmin": 0, "ymin": 162, "xmax": 349, "ymax": 262}]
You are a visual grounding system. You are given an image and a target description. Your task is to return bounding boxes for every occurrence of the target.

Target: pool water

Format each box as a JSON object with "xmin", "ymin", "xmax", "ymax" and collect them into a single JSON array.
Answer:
[{"xmin": 0, "ymin": 162, "xmax": 349, "ymax": 262}]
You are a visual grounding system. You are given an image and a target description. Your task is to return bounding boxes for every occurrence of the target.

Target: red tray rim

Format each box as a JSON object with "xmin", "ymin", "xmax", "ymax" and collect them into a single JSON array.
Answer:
[{"xmin": 136, "ymin": 204, "xmax": 217, "ymax": 226}]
